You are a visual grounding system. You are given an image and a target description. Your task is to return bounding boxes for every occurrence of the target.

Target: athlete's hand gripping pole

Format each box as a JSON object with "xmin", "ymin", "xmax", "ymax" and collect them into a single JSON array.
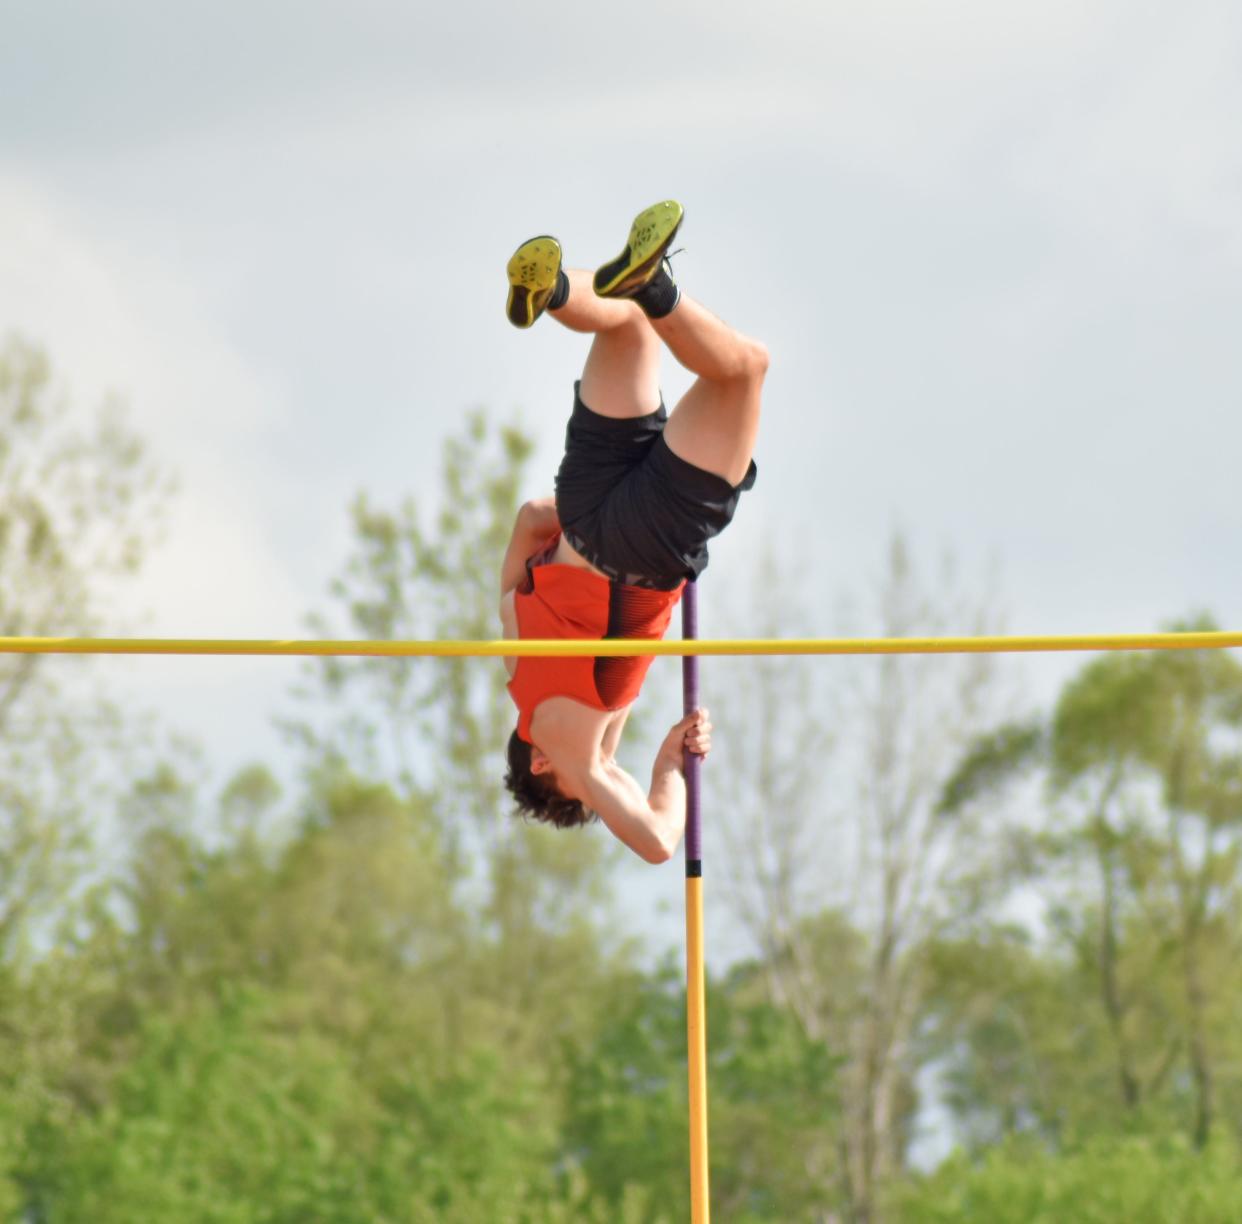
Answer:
[{"xmin": 682, "ymin": 580, "xmax": 710, "ymax": 1224}]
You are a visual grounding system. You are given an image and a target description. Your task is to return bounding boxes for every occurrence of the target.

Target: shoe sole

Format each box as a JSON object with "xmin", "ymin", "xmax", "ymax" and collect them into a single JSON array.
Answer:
[
  {"xmin": 506, "ymin": 235, "xmax": 562, "ymax": 328},
  {"xmin": 593, "ymin": 201, "xmax": 684, "ymax": 298}
]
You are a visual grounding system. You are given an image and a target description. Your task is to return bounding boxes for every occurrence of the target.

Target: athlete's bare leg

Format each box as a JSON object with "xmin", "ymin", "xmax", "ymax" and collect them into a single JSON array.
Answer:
[
  {"xmin": 653, "ymin": 297, "xmax": 768, "ymax": 488},
  {"xmin": 550, "ymin": 270, "xmax": 662, "ymax": 421},
  {"xmin": 588, "ymin": 201, "xmax": 767, "ymax": 487}
]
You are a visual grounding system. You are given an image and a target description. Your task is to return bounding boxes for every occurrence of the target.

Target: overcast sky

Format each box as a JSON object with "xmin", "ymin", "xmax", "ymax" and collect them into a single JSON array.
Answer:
[{"xmin": 3, "ymin": 2, "xmax": 1240, "ymax": 861}]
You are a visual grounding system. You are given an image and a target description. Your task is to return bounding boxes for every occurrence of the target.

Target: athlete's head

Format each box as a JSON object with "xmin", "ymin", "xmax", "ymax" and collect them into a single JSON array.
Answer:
[{"xmin": 504, "ymin": 729, "xmax": 594, "ymax": 828}]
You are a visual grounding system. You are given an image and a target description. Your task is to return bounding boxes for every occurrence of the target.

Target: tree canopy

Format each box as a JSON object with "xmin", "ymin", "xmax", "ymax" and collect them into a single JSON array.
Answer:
[{"xmin": 4, "ymin": 338, "xmax": 1241, "ymax": 1220}]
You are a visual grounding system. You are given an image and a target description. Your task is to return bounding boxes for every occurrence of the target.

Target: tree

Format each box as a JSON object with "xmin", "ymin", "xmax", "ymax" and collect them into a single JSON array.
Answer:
[
  {"xmin": 935, "ymin": 619, "xmax": 1242, "ymax": 1150},
  {"xmin": 1053, "ymin": 630, "xmax": 1242, "ymax": 1148},
  {"xmin": 0, "ymin": 334, "xmax": 172, "ymax": 1210},
  {"xmin": 565, "ymin": 961, "xmax": 841, "ymax": 1222},
  {"xmin": 291, "ymin": 412, "xmax": 531, "ymax": 823},
  {"xmin": 887, "ymin": 1132, "xmax": 1242, "ymax": 1224},
  {"xmin": 714, "ymin": 534, "xmax": 1007, "ymax": 1221},
  {"xmin": 290, "ymin": 413, "xmax": 622, "ymax": 1004},
  {"xmin": 0, "ymin": 333, "xmax": 169, "ymax": 959}
]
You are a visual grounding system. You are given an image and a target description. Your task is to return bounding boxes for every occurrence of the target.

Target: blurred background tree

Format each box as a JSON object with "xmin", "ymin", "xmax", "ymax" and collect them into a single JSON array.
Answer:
[
  {"xmin": 4, "ymin": 340, "xmax": 1241, "ymax": 1220},
  {"xmin": 0, "ymin": 334, "xmax": 170, "ymax": 964}
]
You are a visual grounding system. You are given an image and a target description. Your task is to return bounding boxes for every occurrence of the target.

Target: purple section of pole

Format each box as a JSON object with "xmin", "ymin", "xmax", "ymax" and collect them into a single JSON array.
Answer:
[{"xmin": 682, "ymin": 581, "xmax": 702, "ymax": 866}]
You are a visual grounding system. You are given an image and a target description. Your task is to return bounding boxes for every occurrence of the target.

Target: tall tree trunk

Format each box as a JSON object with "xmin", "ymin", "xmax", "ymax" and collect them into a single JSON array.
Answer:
[
  {"xmin": 1167, "ymin": 744, "xmax": 1214, "ymax": 1149},
  {"xmin": 1092, "ymin": 798, "xmax": 1140, "ymax": 1109},
  {"xmin": 1184, "ymin": 938, "xmax": 1213, "ymax": 1148}
]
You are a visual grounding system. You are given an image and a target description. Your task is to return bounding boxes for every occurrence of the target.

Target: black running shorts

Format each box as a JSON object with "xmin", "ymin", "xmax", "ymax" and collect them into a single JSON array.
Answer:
[{"xmin": 554, "ymin": 381, "xmax": 757, "ymax": 591}]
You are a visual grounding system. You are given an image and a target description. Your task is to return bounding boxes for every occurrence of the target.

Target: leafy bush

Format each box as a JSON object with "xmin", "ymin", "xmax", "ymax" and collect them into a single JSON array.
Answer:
[{"xmin": 889, "ymin": 1133, "xmax": 1242, "ymax": 1224}]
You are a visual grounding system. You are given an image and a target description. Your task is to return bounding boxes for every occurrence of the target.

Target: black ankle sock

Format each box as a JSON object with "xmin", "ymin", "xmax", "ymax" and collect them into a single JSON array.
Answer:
[
  {"xmin": 632, "ymin": 262, "xmax": 680, "ymax": 319},
  {"xmin": 548, "ymin": 269, "xmax": 570, "ymax": 312}
]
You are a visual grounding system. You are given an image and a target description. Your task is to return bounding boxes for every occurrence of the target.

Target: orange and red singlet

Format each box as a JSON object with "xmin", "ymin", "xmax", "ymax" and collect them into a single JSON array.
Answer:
[{"xmin": 507, "ymin": 538, "xmax": 684, "ymax": 743}]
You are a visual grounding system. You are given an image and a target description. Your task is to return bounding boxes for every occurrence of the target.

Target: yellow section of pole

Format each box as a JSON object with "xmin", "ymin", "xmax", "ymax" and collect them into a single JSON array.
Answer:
[
  {"xmin": 686, "ymin": 874, "xmax": 710, "ymax": 1224},
  {"xmin": 1, "ymin": 630, "xmax": 1241, "ymax": 659}
]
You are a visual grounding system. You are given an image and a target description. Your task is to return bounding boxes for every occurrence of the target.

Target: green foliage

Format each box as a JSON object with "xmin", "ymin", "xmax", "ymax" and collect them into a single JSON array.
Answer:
[
  {"xmin": 23, "ymin": 990, "xmax": 580, "ymax": 1223},
  {"xmin": 932, "ymin": 625, "xmax": 1242, "ymax": 1161},
  {"xmin": 0, "ymin": 334, "xmax": 171, "ymax": 965},
  {"xmin": 921, "ymin": 925, "xmax": 1162, "ymax": 1144},
  {"xmin": 12, "ymin": 351, "xmax": 1242, "ymax": 1221},
  {"xmin": 888, "ymin": 1133, "xmax": 1242, "ymax": 1224},
  {"xmin": 289, "ymin": 413, "xmax": 623, "ymax": 1035},
  {"xmin": 0, "ymin": 333, "xmax": 170, "ymax": 642},
  {"xmin": 3, "ymin": 756, "xmax": 657, "ymax": 1222},
  {"xmin": 294, "ymin": 411, "xmax": 532, "ymax": 823},
  {"xmin": 937, "ymin": 720, "xmax": 1045, "ymax": 815},
  {"xmin": 565, "ymin": 964, "xmax": 842, "ymax": 1223}
]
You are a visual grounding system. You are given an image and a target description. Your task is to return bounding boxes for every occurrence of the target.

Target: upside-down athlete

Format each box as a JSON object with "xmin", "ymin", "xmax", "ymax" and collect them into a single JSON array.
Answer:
[{"xmin": 501, "ymin": 201, "xmax": 767, "ymax": 863}]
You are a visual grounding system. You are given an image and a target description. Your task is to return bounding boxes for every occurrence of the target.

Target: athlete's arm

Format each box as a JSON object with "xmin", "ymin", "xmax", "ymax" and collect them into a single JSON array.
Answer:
[
  {"xmin": 499, "ymin": 497, "xmax": 560, "ymax": 597},
  {"xmin": 576, "ymin": 710, "xmax": 711, "ymax": 864}
]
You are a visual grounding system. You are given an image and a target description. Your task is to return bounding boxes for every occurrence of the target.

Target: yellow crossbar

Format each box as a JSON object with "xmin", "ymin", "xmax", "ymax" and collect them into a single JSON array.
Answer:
[{"xmin": 0, "ymin": 632, "xmax": 1240, "ymax": 658}]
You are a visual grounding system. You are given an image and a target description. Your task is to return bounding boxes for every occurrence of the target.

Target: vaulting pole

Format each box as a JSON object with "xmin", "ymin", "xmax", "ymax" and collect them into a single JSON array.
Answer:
[{"xmin": 682, "ymin": 581, "xmax": 710, "ymax": 1223}]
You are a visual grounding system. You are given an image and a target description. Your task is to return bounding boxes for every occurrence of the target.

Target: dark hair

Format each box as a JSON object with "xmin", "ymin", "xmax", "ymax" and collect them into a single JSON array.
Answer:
[{"xmin": 504, "ymin": 729, "xmax": 595, "ymax": 829}]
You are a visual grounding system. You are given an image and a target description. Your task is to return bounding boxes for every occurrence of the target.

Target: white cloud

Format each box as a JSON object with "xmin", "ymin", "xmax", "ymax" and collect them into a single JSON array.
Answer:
[
  {"xmin": 1007, "ymin": 6, "xmax": 1242, "ymax": 263},
  {"xmin": 0, "ymin": 171, "xmax": 319, "ymax": 771},
  {"xmin": 0, "ymin": 170, "xmax": 303, "ymax": 635}
]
